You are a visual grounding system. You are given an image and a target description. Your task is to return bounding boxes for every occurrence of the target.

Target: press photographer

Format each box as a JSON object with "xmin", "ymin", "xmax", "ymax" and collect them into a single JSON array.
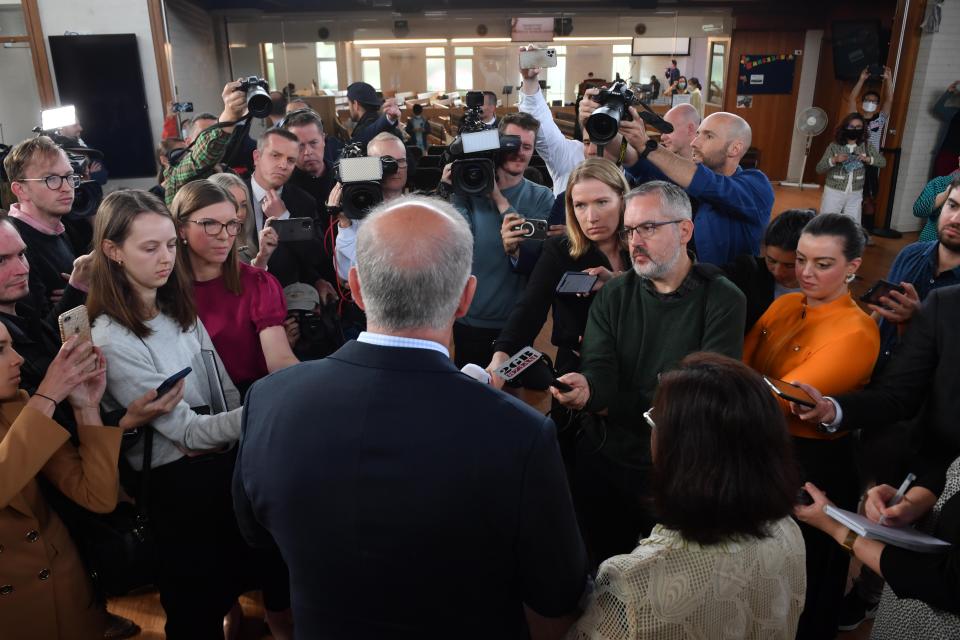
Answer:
[{"xmin": 441, "ymin": 111, "xmax": 554, "ymax": 368}]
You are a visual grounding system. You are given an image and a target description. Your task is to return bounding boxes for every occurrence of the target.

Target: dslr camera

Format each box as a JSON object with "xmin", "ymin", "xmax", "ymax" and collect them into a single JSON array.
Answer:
[
  {"xmin": 63, "ymin": 149, "xmax": 103, "ymax": 218},
  {"xmin": 334, "ymin": 142, "xmax": 399, "ymax": 220},
  {"xmin": 586, "ymin": 80, "xmax": 674, "ymax": 145},
  {"xmin": 443, "ymin": 91, "xmax": 521, "ymax": 196},
  {"xmin": 238, "ymin": 76, "xmax": 272, "ymax": 119}
]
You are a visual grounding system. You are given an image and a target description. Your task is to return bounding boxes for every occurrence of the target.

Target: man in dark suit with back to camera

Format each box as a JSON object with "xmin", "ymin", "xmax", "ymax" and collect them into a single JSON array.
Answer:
[{"xmin": 233, "ymin": 194, "xmax": 588, "ymax": 639}]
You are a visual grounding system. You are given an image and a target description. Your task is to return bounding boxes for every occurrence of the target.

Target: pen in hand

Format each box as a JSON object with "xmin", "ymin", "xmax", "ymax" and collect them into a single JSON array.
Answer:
[{"xmin": 879, "ymin": 472, "xmax": 916, "ymax": 526}]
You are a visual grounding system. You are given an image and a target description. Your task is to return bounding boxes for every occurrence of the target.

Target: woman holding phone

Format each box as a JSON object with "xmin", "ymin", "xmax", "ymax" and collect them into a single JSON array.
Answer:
[
  {"xmin": 87, "ymin": 189, "xmax": 250, "ymax": 639},
  {"xmin": 487, "ymin": 158, "xmax": 629, "ymax": 385},
  {"xmin": 743, "ymin": 213, "xmax": 880, "ymax": 639},
  {"xmin": 171, "ymin": 179, "xmax": 298, "ymax": 398}
]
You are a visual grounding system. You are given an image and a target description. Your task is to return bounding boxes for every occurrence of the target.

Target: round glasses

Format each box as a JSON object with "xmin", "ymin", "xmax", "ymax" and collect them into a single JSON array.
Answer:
[
  {"xmin": 188, "ymin": 219, "xmax": 241, "ymax": 237},
  {"xmin": 17, "ymin": 174, "xmax": 81, "ymax": 190}
]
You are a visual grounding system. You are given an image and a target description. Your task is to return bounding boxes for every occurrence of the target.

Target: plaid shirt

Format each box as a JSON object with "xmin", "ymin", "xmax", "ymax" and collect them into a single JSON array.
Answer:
[{"xmin": 162, "ymin": 125, "xmax": 231, "ymax": 205}]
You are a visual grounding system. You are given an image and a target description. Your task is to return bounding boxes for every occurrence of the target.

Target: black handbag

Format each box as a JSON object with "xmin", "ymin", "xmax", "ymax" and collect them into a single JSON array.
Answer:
[{"xmin": 42, "ymin": 426, "xmax": 159, "ymax": 597}]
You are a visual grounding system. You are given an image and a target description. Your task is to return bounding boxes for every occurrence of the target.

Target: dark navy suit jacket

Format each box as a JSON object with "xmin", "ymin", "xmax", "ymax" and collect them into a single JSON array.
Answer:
[{"xmin": 233, "ymin": 340, "xmax": 587, "ymax": 639}]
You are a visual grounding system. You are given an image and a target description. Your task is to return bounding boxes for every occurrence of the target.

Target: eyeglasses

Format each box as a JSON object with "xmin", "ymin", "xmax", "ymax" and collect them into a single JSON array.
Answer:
[
  {"xmin": 188, "ymin": 219, "xmax": 241, "ymax": 237},
  {"xmin": 17, "ymin": 174, "xmax": 81, "ymax": 190},
  {"xmin": 619, "ymin": 219, "xmax": 683, "ymax": 241},
  {"xmin": 643, "ymin": 407, "xmax": 656, "ymax": 430}
]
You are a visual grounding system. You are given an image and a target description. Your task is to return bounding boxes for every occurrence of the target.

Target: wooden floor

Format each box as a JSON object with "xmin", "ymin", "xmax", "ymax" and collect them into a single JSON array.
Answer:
[{"xmin": 109, "ymin": 185, "xmax": 911, "ymax": 638}]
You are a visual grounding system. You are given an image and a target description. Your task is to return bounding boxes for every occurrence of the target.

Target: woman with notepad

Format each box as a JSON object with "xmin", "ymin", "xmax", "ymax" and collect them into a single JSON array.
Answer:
[{"xmin": 797, "ymin": 457, "xmax": 960, "ymax": 639}]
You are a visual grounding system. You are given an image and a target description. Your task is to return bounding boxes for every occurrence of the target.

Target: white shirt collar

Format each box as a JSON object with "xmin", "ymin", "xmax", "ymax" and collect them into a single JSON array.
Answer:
[
  {"xmin": 357, "ymin": 331, "xmax": 450, "ymax": 358},
  {"xmin": 250, "ymin": 174, "xmax": 289, "ymax": 231}
]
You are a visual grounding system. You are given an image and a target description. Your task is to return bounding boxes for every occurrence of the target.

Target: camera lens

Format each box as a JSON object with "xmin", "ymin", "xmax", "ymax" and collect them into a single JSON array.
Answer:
[
  {"xmin": 586, "ymin": 105, "xmax": 623, "ymax": 145},
  {"xmin": 246, "ymin": 85, "xmax": 273, "ymax": 118},
  {"xmin": 71, "ymin": 181, "xmax": 102, "ymax": 218},
  {"xmin": 342, "ymin": 182, "xmax": 383, "ymax": 220},
  {"xmin": 452, "ymin": 158, "xmax": 494, "ymax": 196}
]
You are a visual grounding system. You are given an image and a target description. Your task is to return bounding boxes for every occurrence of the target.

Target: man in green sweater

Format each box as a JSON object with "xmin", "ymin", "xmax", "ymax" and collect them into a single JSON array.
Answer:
[{"xmin": 554, "ymin": 180, "xmax": 746, "ymax": 565}]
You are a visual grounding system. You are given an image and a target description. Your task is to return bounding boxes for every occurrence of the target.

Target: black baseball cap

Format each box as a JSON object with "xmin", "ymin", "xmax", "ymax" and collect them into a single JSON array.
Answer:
[{"xmin": 347, "ymin": 82, "xmax": 383, "ymax": 108}]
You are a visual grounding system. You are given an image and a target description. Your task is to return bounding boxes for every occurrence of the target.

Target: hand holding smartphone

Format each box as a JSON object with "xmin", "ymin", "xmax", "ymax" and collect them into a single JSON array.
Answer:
[
  {"xmin": 156, "ymin": 367, "xmax": 192, "ymax": 397},
  {"xmin": 762, "ymin": 376, "xmax": 817, "ymax": 409},
  {"xmin": 58, "ymin": 305, "xmax": 96, "ymax": 372}
]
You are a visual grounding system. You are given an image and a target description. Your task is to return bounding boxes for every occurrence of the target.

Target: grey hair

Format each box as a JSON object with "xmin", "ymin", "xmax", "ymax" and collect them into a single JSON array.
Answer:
[
  {"xmin": 624, "ymin": 180, "xmax": 693, "ymax": 221},
  {"xmin": 355, "ymin": 194, "xmax": 473, "ymax": 332},
  {"xmin": 368, "ymin": 131, "xmax": 404, "ymax": 155}
]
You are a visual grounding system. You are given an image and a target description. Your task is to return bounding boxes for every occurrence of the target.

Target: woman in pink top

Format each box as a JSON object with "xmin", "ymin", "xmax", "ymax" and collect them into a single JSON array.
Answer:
[{"xmin": 170, "ymin": 179, "xmax": 297, "ymax": 640}]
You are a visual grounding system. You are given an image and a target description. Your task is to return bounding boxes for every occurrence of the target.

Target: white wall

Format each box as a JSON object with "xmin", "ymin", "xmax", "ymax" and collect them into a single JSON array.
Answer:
[
  {"xmin": 36, "ymin": 0, "xmax": 162, "ymax": 190},
  {"xmin": 0, "ymin": 3, "xmax": 41, "ymax": 145},
  {"xmin": 786, "ymin": 30, "xmax": 824, "ymax": 184},
  {"xmin": 889, "ymin": 5, "xmax": 960, "ymax": 231},
  {"xmin": 165, "ymin": 0, "xmax": 226, "ymax": 116}
]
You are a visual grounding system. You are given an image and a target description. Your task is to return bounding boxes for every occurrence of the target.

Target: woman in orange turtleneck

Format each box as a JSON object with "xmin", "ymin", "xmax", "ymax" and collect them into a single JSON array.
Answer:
[{"xmin": 744, "ymin": 212, "xmax": 879, "ymax": 640}]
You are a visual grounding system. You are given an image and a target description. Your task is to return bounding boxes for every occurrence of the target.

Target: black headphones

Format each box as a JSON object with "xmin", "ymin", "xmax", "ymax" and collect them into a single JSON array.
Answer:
[{"xmin": 277, "ymin": 107, "xmax": 323, "ymax": 131}]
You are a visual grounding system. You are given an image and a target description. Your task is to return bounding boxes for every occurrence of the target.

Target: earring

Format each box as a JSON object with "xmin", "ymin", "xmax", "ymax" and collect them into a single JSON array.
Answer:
[
  {"xmin": 846, "ymin": 273, "xmax": 856, "ymax": 283},
  {"xmin": 182, "ymin": 239, "xmax": 188, "ymax": 246}
]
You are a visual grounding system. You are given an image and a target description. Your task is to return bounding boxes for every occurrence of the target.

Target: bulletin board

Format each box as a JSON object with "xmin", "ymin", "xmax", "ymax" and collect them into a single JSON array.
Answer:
[{"xmin": 737, "ymin": 54, "xmax": 797, "ymax": 95}]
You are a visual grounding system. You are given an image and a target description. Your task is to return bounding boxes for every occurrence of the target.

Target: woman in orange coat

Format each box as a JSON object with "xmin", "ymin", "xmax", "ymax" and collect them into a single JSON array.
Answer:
[
  {"xmin": 0, "ymin": 323, "xmax": 179, "ymax": 640},
  {"xmin": 744, "ymin": 213, "xmax": 880, "ymax": 640}
]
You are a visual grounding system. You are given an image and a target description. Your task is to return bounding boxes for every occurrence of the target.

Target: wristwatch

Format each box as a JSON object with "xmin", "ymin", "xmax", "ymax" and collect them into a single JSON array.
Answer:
[
  {"xmin": 841, "ymin": 528, "xmax": 859, "ymax": 556},
  {"xmin": 640, "ymin": 139, "xmax": 659, "ymax": 160}
]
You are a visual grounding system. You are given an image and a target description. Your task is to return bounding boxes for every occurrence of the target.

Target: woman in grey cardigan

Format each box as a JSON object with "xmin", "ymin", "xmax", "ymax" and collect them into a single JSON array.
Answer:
[
  {"xmin": 816, "ymin": 113, "xmax": 886, "ymax": 224},
  {"xmin": 87, "ymin": 189, "xmax": 249, "ymax": 639}
]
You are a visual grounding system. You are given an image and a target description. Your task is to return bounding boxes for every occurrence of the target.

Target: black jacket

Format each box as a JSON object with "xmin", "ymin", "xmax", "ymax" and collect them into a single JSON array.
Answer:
[
  {"xmin": 837, "ymin": 285, "xmax": 960, "ymax": 493},
  {"xmin": 351, "ymin": 110, "xmax": 402, "ymax": 151},
  {"xmin": 287, "ymin": 166, "xmax": 337, "ymax": 284},
  {"xmin": 721, "ymin": 254, "xmax": 776, "ymax": 334},
  {"xmin": 245, "ymin": 177, "xmax": 327, "ymax": 288},
  {"xmin": 494, "ymin": 235, "xmax": 630, "ymax": 360},
  {"xmin": 233, "ymin": 340, "xmax": 587, "ymax": 638},
  {"xmin": 9, "ymin": 218, "xmax": 87, "ymax": 321}
]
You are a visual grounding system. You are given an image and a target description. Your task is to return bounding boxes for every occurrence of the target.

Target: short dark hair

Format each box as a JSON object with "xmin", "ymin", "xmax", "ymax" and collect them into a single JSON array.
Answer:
[
  {"xmin": 834, "ymin": 112, "xmax": 867, "ymax": 145},
  {"xmin": 269, "ymin": 91, "xmax": 287, "ymax": 116},
  {"xmin": 482, "ymin": 91, "xmax": 497, "ymax": 105},
  {"xmin": 671, "ymin": 59, "xmax": 677, "ymax": 65},
  {"xmin": 802, "ymin": 212, "xmax": 866, "ymax": 261},
  {"xmin": 651, "ymin": 352, "xmax": 799, "ymax": 545},
  {"xmin": 689, "ymin": 77, "xmax": 702, "ymax": 89},
  {"xmin": 764, "ymin": 209, "xmax": 815, "ymax": 251},
  {"xmin": 499, "ymin": 111, "xmax": 540, "ymax": 136},
  {"xmin": 257, "ymin": 127, "xmax": 299, "ymax": 152},
  {"xmin": 862, "ymin": 90, "xmax": 881, "ymax": 102},
  {"xmin": 412, "ymin": 103, "xmax": 423, "ymax": 115},
  {"xmin": 281, "ymin": 109, "xmax": 323, "ymax": 131},
  {"xmin": 949, "ymin": 174, "xmax": 960, "ymax": 200}
]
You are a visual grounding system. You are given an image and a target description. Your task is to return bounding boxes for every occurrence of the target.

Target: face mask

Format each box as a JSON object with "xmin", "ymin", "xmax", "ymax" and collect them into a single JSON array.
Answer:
[
  {"xmin": 845, "ymin": 128, "xmax": 862, "ymax": 139},
  {"xmin": 862, "ymin": 101, "xmax": 878, "ymax": 113},
  {"xmin": 678, "ymin": 82, "xmax": 687, "ymax": 90}
]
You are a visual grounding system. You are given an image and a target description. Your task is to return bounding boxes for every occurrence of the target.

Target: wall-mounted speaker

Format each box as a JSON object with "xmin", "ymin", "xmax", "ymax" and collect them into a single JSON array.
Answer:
[
  {"xmin": 477, "ymin": 24, "xmax": 488, "ymax": 36},
  {"xmin": 634, "ymin": 23, "xmax": 647, "ymax": 35},
  {"xmin": 554, "ymin": 17, "xmax": 573, "ymax": 37},
  {"xmin": 318, "ymin": 27, "xmax": 330, "ymax": 40},
  {"xmin": 393, "ymin": 20, "xmax": 409, "ymax": 38}
]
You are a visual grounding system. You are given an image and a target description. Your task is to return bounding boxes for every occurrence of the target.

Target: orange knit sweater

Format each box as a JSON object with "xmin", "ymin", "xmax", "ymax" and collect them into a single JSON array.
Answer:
[{"xmin": 744, "ymin": 292, "xmax": 880, "ymax": 439}]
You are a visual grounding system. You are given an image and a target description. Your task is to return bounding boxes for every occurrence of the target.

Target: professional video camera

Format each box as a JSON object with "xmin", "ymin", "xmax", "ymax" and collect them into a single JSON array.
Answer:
[
  {"xmin": 443, "ymin": 91, "xmax": 521, "ymax": 196},
  {"xmin": 585, "ymin": 80, "xmax": 674, "ymax": 146},
  {"xmin": 238, "ymin": 76, "xmax": 272, "ymax": 119},
  {"xmin": 59, "ymin": 144, "xmax": 103, "ymax": 218},
  {"xmin": 333, "ymin": 142, "xmax": 399, "ymax": 220}
]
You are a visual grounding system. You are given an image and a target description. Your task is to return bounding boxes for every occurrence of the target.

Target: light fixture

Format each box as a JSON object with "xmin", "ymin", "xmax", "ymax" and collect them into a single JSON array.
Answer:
[
  {"xmin": 352, "ymin": 38, "xmax": 448, "ymax": 45},
  {"xmin": 553, "ymin": 36, "xmax": 633, "ymax": 42},
  {"xmin": 451, "ymin": 38, "xmax": 513, "ymax": 43}
]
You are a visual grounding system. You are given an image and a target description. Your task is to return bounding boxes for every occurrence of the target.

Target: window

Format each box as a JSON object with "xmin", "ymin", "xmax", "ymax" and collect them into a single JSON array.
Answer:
[
  {"xmin": 264, "ymin": 43, "xmax": 276, "ymax": 91},
  {"xmin": 611, "ymin": 44, "xmax": 632, "ymax": 83},
  {"xmin": 315, "ymin": 42, "xmax": 338, "ymax": 92},
  {"xmin": 707, "ymin": 40, "xmax": 728, "ymax": 104},
  {"xmin": 455, "ymin": 46, "xmax": 473, "ymax": 90},
  {"xmin": 361, "ymin": 48, "xmax": 381, "ymax": 91},
  {"xmin": 546, "ymin": 46, "xmax": 566, "ymax": 104},
  {"xmin": 426, "ymin": 47, "xmax": 445, "ymax": 93}
]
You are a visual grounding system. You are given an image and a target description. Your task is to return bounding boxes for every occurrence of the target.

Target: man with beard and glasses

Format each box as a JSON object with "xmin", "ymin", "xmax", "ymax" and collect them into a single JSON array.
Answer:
[
  {"xmin": 551, "ymin": 180, "xmax": 745, "ymax": 567},
  {"xmin": 619, "ymin": 108, "xmax": 774, "ymax": 266}
]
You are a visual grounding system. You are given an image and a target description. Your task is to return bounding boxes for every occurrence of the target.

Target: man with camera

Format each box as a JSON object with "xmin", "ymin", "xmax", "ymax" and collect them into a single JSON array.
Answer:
[
  {"xmin": 617, "ymin": 106, "xmax": 774, "ymax": 265},
  {"xmin": 552, "ymin": 180, "xmax": 745, "ymax": 564},
  {"xmin": 441, "ymin": 112, "xmax": 555, "ymax": 368},
  {"xmin": 162, "ymin": 80, "xmax": 249, "ymax": 204},
  {"xmin": 458, "ymin": 91, "xmax": 499, "ymax": 132},
  {"xmin": 347, "ymin": 82, "xmax": 402, "ymax": 151},
  {"xmin": 234, "ymin": 193, "xmax": 588, "ymax": 639},
  {"xmin": 2, "ymin": 136, "xmax": 92, "ymax": 321}
]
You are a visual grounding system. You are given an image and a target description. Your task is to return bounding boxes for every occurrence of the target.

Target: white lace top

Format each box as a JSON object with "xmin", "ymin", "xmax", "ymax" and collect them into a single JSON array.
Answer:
[{"xmin": 570, "ymin": 517, "xmax": 806, "ymax": 640}]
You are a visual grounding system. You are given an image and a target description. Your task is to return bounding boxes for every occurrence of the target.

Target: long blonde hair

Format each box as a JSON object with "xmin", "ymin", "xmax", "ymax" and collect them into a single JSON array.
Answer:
[{"xmin": 564, "ymin": 158, "xmax": 630, "ymax": 259}]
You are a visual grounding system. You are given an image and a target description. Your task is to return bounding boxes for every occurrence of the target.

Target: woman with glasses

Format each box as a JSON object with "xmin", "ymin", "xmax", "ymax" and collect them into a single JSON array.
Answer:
[
  {"xmin": 208, "ymin": 172, "xmax": 279, "ymax": 268},
  {"xmin": 571, "ymin": 353, "xmax": 805, "ymax": 639},
  {"xmin": 487, "ymin": 158, "xmax": 630, "ymax": 385},
  {"xmin": 171, "ymin": 180, "xmax": 298, "ymax": 398},
  {"xmin": 743, "ymin": 213, "xmax": 879, "ymax": 639}
]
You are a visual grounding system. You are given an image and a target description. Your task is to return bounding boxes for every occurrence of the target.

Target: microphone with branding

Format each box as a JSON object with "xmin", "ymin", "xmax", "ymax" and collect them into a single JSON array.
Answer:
[{"xmin": 493, "ymin": 347, "xmax": 572, "ymax": 391}]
